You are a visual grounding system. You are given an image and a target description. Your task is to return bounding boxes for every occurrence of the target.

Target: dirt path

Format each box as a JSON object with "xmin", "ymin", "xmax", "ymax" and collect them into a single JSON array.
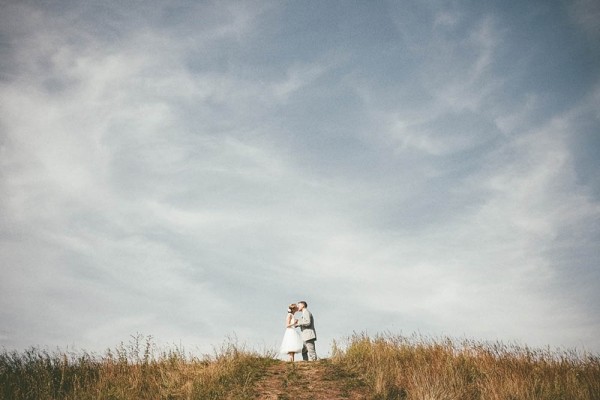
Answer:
[{"xmin": 253, "ymin": 359, "xmax": 369, "ymax": 399}]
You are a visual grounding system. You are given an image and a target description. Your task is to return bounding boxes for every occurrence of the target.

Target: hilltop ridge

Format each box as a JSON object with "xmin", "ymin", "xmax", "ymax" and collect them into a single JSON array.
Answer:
[
  {"xmin": 253, "ymin": 359, "xmax": 368, "ymax": 399},
  {"xmin": 1, "ymin": 333, "xmax": 599, "ymax": 399}
]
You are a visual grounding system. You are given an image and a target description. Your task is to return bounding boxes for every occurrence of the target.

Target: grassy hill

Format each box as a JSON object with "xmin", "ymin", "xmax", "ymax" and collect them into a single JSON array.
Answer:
[{"xmin": 1, "ymin": 333, "xmax": 599, "ymax": 399}]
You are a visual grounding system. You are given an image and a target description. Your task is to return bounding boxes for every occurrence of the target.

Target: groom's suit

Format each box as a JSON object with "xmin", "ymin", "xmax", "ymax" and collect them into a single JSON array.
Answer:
[{"xmin": 298, "ymin": 308, "xmax": 317, "ymax": 360}]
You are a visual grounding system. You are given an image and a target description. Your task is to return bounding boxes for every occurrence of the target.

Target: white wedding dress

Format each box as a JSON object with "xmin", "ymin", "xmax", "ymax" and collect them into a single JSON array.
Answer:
[{"xmin": 279, "ymin": 313, "xmax": 303, "ymax": 354}]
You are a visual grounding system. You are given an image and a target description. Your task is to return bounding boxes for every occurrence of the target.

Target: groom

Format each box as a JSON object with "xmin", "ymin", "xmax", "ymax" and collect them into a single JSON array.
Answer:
[{"xmin": 295, "ymin": 301, "xmax": 317, "ymax": 361}]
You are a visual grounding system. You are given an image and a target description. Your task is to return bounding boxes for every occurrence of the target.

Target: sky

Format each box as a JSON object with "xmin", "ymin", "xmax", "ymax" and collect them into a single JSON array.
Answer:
[{"xmin": 1, "ymin": 0, "xmax": 599, "ymax": 357}]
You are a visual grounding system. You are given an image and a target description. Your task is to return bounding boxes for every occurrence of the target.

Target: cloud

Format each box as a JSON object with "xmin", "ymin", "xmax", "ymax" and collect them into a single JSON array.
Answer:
[
  {"xmin": 1, "ymin": 1, "xmax": 599, "ymax": 355},
  {"xmin": 569, "ymin": 0, "xmax": 600, "ymax": 41},
  {"xmin": 290, "ymin": 110, "xmax": 600, "ymax": 348}
]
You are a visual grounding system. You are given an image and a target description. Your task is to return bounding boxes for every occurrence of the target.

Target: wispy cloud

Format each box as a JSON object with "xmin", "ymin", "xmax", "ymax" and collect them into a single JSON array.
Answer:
[
  {"xmin": 569, "ymin": 0, "xmax": 600, "ymax": 41},
  {"xmin": 1, "ymin": 1, "xmax": 599, "ymax": 354}
]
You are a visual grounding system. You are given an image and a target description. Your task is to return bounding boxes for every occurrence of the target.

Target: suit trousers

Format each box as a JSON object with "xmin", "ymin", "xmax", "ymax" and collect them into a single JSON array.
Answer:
[{"xmin": 302, "ymin": 339, "xmax": 317, "ymax": 361}]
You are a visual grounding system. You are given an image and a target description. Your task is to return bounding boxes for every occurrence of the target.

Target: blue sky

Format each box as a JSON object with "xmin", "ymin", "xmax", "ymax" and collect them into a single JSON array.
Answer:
[{"xmin": 1, "ymin": 0, "xmax": 599, "ymax": 356}]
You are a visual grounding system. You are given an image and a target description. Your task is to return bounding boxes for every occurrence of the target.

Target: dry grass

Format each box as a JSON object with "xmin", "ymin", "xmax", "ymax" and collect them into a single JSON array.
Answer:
[
  {"xmin": 331, "ymin": 333, "xmax": 600, "ymax": 400},
  {"xmin": 2, "ymin": 333, "xmax": 599, "ymax": 399},
  {"xmin": 0, "ymin": 334, "xmax": 277, "ymax": 400}
]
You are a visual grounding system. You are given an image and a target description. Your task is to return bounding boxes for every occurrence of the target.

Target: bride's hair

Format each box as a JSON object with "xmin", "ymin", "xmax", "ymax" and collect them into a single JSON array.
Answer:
[{"xmin": 288, "ymin": 303, "xmax": 298, "ymax": 313}]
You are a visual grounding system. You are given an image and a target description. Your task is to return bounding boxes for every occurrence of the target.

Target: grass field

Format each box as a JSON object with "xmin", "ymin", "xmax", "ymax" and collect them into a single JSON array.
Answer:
[
  {"xmin": 332, "ymin": 333, "xmax": 600, "ymax": 400},
  {"xmin": 1, "ymin": 333, "xmax": 598, "ymax": 399}
]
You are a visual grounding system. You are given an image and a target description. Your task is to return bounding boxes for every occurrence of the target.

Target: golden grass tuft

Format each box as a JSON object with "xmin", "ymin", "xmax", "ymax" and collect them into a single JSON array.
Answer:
[
  {"xmin": 331, "ymin": 332, "xmax": 600, "ymax": 400},
  {"xmin": 0, "ymin": 334, "xmax": 277, "ymax": 400}
]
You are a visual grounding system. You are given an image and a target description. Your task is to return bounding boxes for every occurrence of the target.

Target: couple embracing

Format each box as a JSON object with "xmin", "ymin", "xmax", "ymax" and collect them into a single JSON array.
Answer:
[{"xmin": 279, "ymin": 301, "xmax": 317, "ymax": 362}]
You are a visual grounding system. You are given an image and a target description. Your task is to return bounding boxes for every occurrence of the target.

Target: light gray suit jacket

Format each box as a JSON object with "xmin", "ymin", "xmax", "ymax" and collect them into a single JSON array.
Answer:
[{"xmin": 298, "ymin": 309, "xmax": 317, "ymax": 341}]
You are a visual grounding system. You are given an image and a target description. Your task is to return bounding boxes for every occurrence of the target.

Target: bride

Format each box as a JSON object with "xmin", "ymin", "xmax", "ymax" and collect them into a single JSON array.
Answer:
[{"xmin": 279, "ymin": 303, "xmax": 303, "ymax": 362}]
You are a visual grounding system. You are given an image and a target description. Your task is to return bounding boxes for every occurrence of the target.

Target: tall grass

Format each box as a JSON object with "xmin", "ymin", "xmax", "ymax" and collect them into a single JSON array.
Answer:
[
  {"xmin": 331, "ymin": 333, "xmax": 600, "ymax": 400},
  {"xmin": 0, "ymin": 334, "xmax": 276, "ymax": 400},
  {"xmin": 3, "ymin": 333, "xmax": 599, "ymax": 399}
]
